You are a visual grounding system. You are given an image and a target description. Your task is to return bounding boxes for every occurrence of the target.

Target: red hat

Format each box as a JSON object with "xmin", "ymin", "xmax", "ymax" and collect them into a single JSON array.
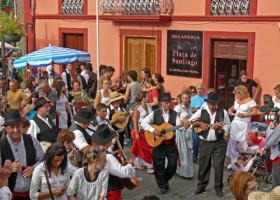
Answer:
[{"xmin": 248, "ymin": 132, "xmax": 261, "ymax": 145}]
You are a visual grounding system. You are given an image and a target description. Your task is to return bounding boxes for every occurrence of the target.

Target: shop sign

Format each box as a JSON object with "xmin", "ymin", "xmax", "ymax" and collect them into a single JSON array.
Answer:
[{"xmin": 166, "ymin": 30, "xmax": 203, "ymax": 78}]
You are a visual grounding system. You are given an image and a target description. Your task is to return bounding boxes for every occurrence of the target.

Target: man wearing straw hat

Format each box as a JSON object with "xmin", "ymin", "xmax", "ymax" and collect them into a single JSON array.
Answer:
[
  {"xmin": 106, "ymin": 91, "xmax": 133, "ymax": 148},
  {"xmin": 0, "ymin": 109, "xmax": 44, "ymax": 199}
]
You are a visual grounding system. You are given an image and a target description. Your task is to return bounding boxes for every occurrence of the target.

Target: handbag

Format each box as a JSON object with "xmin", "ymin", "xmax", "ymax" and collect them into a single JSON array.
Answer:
[{"xmin": 44, "ymin": 168, "xmax": 55, "ymax": 200}]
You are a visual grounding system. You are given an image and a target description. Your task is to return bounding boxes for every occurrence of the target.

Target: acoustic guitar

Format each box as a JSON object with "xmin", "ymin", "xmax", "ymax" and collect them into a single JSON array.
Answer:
[
  {"xmin": 193, "ymin": 122, "xmax": 225, "ymax": 134},
  {"xmin": 115, "ymin": 138, "xmax": 140, "ymax": 190},
  {"xmin": 112, "ymin": 103, "xmax": 139, "ymax": 129},
  {"xmin": 144, "ymin": 120, "xmax": 191, "ymax": 148}
]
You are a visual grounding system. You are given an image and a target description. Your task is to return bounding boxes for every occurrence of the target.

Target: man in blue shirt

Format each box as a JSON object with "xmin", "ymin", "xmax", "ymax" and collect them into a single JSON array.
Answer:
[{"xmin": 190, "ymin": 82, "xmax": 207, "ymax": 162}]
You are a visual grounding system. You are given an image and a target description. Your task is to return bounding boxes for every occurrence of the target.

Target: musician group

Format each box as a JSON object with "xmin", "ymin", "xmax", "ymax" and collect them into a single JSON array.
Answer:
[{"xmin": 0, "ymin": 67, "xmax": 233, "ymax": 199}]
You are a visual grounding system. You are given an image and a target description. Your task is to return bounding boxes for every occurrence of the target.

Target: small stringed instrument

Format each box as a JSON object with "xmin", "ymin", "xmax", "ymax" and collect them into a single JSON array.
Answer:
[
  {"xmin": 144, "ymin": 119, "xmax": 193, "ymax": 148},
  {"xmin": 115, "ymin": 138, "xmax": 140, "ymax": 190},
  {"xmin": 193, "ymin": 122, "xmax": 225, "ymax": 134},
  {"xmin": 112, "ymin": 103, "xmax": 139, "ymax": 129}
]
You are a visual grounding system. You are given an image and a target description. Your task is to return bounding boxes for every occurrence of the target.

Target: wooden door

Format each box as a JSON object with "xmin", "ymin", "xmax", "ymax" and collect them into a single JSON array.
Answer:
[
  {"xmin": 62, "ymin": 33, "xmax": 84, "ymax": 79},
  {"xmin": 124, "ymin": 37, "xmax": 156, "ymax": 82}
]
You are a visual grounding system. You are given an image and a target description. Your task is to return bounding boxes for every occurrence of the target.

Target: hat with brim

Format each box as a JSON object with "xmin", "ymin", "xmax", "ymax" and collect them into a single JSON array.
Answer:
[
  {"xmin": 107, "ymin": 92, "xmax": 124, "ymax": 106},
  {"xmin": 159, "ymin": 93, "xmax": 175, "ymax": 102},
  {"xmin": 73, "ymin": 108, "xmax": 95, "ymax": 123},
  {"xmin": 34, "ymin": 97, "xmax": 51, "ymax": 110},
  {"xmin": 3, "ymin": 109, "xmax": 24, "ymax": 126},
  {"xmin": 91, "ymin": 124, "xmax": 117, "ymax": 145},
  {"xmin": 204, "ymin": 92, "xmax": 219, "ymax": 105},
  {"xmin": 248, "ymin": 186, "xmax": 280, "ymax": 200}
]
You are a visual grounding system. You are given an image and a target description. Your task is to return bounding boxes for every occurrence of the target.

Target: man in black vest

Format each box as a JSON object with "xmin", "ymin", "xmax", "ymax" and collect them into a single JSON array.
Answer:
[
  {"xmin": 27, "ymin": 97, "xmax": 57, "ymax": 146},
  {"xmin": 70, "ymin": 108, "xmax": 95, "ymax": 167},
  {"xmin": 62, "ymin": 64, "xmax": 73, "ymax": 91},
  {"xmin": 142, "ymin": 93, "xmax": 187, "ymax": 195},
  {"xmin": 91, "ymin": 124, "xmax": 135, "ymax": 200},
  {"xmin": 189, "ymin": 92, "xmax": 230, "ymax": 197},
  {"xmin": 0, "ymin": 109, "xmax": 44, "ymax": 199}
]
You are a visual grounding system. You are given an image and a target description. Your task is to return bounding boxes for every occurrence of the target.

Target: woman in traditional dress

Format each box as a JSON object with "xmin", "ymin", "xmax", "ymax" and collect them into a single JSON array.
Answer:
[
  {"xmin": 56, "ymin": 81, "xmax": 73, "ymax": 130},
  {"xmin": 67, "ymin": 146, "xmax": 108, "ymax": 200},
  {"xmin": 131, "ymin": 91, "xmax": 154, "ymax": 173},
  {"xmin": 140, "ymin": 68, "xmax": 152, "ymax": 91},
  {"xmin": 174, "ymin": 91, "xmax": 193, "ymax": 178},
  {"xmin": 227, "ymin": 85, "xmax": 257, "ymax": 168}
]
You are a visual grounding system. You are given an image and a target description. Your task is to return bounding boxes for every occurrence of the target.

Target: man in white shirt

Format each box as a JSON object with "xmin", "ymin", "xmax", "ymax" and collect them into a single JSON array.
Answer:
[
  {"xmin": 70, "ymin": 108, "xmax": 95, "ymax": 167},
  {"xmin": 62, "ymin": 64, "xmax": 73, "ymax": 91},
  {"xmin": 27, "ymin": 97, "xmax": 57, "ymax": 145},
  {"xmin": 189, "ymin": 92, "xmax": 230, "ymax": 197},
  {"xmin": 91, "ymin": 124, "xmax": 135, "ymax": 200}
]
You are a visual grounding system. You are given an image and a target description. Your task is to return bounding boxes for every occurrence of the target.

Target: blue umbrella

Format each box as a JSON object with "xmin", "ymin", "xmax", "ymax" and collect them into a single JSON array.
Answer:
[{"xmin": 13, "ymin": 45, "xmax": 91, "ymax": 70}]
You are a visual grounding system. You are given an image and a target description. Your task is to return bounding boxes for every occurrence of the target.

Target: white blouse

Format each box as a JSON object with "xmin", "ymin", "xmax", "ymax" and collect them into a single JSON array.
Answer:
[
  {"xmin": 67, "ymin": 167, "xmax": 109, "ymax": 199},
  {"xmin": 30, "ymin": 162, "xmax": 70, "ymax": 200},
  {"xmin": 233, "ymin": 99, "xmax": 256, "ymax": 122}
]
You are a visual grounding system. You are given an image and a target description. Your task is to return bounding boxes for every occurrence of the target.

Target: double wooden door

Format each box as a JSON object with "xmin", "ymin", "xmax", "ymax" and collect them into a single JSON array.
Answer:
[{"xmin": 124, "ymin": 37, "xmax": 157, "ymax": 81}]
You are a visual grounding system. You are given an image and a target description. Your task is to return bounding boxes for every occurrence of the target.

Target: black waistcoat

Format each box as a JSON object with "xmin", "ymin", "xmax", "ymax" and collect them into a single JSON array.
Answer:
[
  {"xmin": 200, "ymin": 107, "xmax": 224, "ymax": 141},
  {"xmin": 69, "ymin": 123, "xmax": 91, "ymax": 144},
  {"xmin": 108, "ymin": 107, "xmax": 126, "ymax": 132},
  {"xmin": 153, "ymin": 108, "xmax": 177, "ymax": 126},
  {"xmin": 33, "ymin": 115, "xmax": 57, "ymax": 143},
  {"xmin": 107, "ymin": 151, "xmax": 124, "ymax": 191},
  {"xmin": 153, "ymin": 108, "xmax": 177, "ymax": 146},
  {"xmin": 0, "ymin": 134, "xmax": 36, "ymax": 192}
]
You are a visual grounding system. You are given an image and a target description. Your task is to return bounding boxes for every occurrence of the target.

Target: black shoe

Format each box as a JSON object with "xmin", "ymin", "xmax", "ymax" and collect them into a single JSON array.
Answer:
[
  {"xmin": 159, "ymin": 188, "xmax": 168, "ymax": 195},
  {"xmin": 216, "ymin": 191, "xmax": 223, "ymax": 197},
  {"xmin": 194, "ymin": 188, "xmax": 205, "ymax": 195},
  {"xmin": 193, "ymin": 159, "xmax": 197, "ymax": 163}
]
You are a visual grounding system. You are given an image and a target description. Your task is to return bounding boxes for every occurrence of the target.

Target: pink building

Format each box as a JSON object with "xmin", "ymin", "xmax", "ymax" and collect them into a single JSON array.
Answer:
[{"xmin": 24, "ymin": 0, "xmax": 280, "ymax": 108}]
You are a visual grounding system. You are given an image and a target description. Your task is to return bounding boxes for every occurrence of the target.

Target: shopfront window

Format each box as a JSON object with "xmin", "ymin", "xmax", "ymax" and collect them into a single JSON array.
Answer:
[{"xmin": 210, "ymin": 0, "xmax": 251, "ymax": 15}]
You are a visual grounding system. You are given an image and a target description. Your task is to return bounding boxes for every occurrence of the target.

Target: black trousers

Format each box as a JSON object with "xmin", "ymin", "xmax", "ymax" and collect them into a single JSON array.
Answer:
[
  {"xmin": 197, "ymin": 139, "xmax": 227, "ymax": 192},
  {"xmin": 272, "ymin": 161, "xmax": 280, "ymax": 189},
  {"xmin": 152, "ymin": 143, "xmax": 178, "ymax": 189}
]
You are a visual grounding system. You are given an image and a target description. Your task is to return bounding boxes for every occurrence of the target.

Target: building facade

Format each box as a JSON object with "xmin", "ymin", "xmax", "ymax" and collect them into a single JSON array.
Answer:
[{"xmin": 25, "ymin": 0, "xmax": 280, "ymax": 107}]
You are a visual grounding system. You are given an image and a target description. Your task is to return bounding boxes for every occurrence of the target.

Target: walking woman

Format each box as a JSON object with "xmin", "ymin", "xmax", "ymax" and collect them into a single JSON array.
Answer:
[
  {"xmin": 174, "ymin": 91, "xmax": 193, "ymax": 178},
  {"xmin": 56, "ymin": 81, "xmax": 73, "ymax": 130},
  {"xmin": 67, "ymin": 147, "xmax": 109, "ymax": 200},
  {"xmin": 227, "ymin": 85, "xmax": 257, "ymax": 168},
  {"xmin": 30, "ymin": 143, "xmax": 70, "ymax": 200},
  {"xmin": 131, "ymin": 91, "xmax": 154, "ymax": 173}
]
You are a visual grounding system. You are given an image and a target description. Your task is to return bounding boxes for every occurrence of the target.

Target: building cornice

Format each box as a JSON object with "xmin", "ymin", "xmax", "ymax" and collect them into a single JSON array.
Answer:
[{"xmin": 34, "ymin": 14, "xmax": 280, "ymax": 22}]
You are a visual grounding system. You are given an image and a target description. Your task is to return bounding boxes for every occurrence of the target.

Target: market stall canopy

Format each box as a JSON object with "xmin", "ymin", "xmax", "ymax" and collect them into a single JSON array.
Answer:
[
  {"xmin": 0, "ymin": 42, "xmax": 21, "ymax": 50},
  {"xmin": 13, "ymin": 45, "xmax": 91, "ymax": 70}
]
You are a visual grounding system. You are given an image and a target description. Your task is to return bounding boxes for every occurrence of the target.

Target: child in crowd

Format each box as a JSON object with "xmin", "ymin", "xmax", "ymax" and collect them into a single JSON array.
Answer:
[{"xmin": 234, "ymin": 132, "xmax": 265, "ymax": 169}]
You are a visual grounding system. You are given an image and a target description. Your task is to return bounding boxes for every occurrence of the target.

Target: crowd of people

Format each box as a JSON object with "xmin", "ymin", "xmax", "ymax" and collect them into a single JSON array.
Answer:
[{"xmin": 0, "ymin": 64, "xmax": 279, "ymax": 200}]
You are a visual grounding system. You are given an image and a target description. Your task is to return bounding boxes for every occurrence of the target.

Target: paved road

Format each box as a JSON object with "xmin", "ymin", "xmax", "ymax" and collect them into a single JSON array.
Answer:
[{"xmin": 122, "ymin": 145, "xmax": 272, "ymax": 200}]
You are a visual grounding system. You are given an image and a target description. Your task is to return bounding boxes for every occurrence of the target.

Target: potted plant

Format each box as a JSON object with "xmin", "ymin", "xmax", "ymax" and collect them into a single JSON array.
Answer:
[{"xmin": 0, "ymin": 11, "xmax": 25, "ymax": 43}]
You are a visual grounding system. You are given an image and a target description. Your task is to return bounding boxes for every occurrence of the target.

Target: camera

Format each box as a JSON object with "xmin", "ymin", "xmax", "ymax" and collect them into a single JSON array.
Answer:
[{"xmin": 259, "ymin": 100, "xmax": 280, "ymax": 122}]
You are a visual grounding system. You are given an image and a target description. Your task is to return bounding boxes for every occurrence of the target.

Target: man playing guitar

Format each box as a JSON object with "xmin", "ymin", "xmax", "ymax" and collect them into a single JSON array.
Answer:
[{"xmin": 141, "ymin": 93, "xmax": 189, "ymax": 195}]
